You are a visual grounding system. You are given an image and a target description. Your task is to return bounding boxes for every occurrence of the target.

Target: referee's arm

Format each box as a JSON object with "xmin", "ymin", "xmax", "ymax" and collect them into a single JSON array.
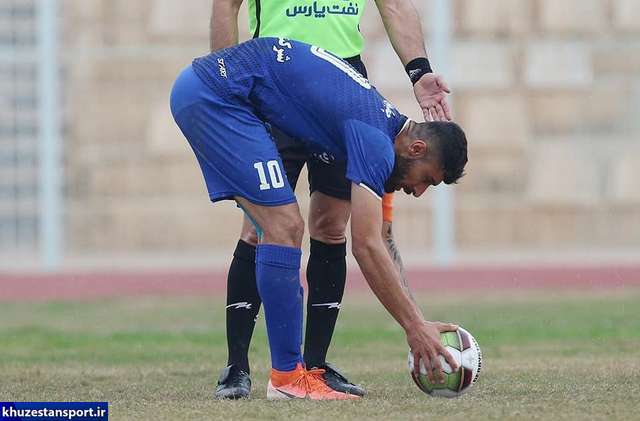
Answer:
[
  {"xmin": 210, "ymin": 0, "xmax": 244, "ymax": 51},
  {"xmin": 374, "ymin": 0, "xmax": 428, "ymax": 66},
  {"xmin": 375, "ymin": 0, "xmax": 453, "ymax": 121}
]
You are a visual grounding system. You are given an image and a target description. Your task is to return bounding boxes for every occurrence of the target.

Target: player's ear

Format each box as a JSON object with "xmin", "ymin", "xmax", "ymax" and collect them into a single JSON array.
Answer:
[{"xmin": 408, "ymin": 139, "xmax": 427, "ymax": 158}]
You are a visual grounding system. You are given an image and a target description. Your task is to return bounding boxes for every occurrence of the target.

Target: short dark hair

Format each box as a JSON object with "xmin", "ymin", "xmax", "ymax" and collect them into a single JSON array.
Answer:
[{"xmin": 410, "ymin": 121, "xmax": 468, "ymax": 184}]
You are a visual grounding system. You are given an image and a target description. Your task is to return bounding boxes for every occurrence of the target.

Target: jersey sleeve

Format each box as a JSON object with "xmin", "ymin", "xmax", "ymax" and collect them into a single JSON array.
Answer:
[{"xmin": 343, "ymin": 119, "xmax": 394, "ymax": 199}]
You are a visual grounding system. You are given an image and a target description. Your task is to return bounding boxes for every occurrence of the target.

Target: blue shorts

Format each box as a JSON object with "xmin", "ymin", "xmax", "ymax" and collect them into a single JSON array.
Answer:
[{"xmin": 170, "ymin": 65, "xmax": 296, "ymax": 207}]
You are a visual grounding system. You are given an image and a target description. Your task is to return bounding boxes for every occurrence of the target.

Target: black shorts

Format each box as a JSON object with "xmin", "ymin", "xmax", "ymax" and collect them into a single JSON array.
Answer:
[{"xmin": 271, "ymin": 56, "xmax": 368, "ymax": 201}]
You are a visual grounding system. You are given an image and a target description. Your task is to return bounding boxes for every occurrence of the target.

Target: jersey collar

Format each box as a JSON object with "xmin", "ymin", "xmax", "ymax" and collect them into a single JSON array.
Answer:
[{"xmin": 395, "ymin": 116, "xmax": 411, "ymax": 137}]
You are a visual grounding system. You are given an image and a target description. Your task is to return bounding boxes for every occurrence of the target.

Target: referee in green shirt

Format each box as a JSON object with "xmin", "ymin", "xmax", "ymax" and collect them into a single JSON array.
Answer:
[{"xmin": 210, "ymin": 0, "xmax": 452, "ymax": 399}]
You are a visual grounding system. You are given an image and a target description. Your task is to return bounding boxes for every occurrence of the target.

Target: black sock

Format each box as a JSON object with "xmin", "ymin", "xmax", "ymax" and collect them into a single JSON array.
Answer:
[
  {"xmin": 225, "ymin": 240, "xmax": 261, "ymax": 374},
  {"xmin": 304, "ymin": 239, "xmax": 347, "ymax": 368}
]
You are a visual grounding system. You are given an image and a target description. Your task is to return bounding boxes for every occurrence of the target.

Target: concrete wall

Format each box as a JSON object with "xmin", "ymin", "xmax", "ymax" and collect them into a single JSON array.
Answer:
[{"xmin": 61, "ymin": 0, "xmax": 640, "ymax": 262}]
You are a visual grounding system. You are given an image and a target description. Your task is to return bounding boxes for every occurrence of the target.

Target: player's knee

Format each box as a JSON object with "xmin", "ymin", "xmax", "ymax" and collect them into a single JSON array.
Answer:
[
  {"xmin": 264, "ymin": 213, "xmax": 304, "ymax": 247},
  {"xmin": 239, "ymin": 216, "xmax": 259, "ymax": 246},
  {"xmin": 309, "ymin": 214, "xmax": 347, "ymax": 244},
  {"xmin": 285, "ymin": 214, "xmax": 305, "ymax": 245},
  {"xmin": 240, "ymin": 228, "xmax": 259, "ymax": 246}
]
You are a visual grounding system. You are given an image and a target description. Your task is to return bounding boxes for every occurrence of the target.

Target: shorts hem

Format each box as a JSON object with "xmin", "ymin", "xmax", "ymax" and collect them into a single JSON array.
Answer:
[
  {"xmin": 209, "ymin": 192, "xmax": 297, "ymax": 207},
  {"xmin": 310, "ymin": 185, "xmax": 351, "ymax": 201}
]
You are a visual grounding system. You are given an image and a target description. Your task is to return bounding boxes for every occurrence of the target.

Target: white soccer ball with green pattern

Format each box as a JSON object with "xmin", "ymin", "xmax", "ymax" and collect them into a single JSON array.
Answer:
[{"xmin": 408, "ymin": 327, "xmax": 482, "ymax": 398}]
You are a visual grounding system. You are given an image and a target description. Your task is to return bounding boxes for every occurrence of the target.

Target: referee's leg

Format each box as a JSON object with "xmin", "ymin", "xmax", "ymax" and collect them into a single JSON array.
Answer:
[{"xmin": 304, "ymin": 159, "xmax": 366, "ymax": 396}]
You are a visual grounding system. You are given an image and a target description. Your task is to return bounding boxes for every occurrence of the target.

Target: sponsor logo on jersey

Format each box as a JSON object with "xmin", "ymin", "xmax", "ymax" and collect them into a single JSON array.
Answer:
[
  {"xmin": 285, "ymin": 2, "xmax": 360, "ymax": 19},
  {"xmin": 217, "ymin": 57, "xmax": 228, "ymax": 78},
  {"xmin": 273, "ymin": 38, "xmax": 293, "ymax": 63},
  {"xmin": 381, "ymin": 100, "xmax": 396, "ymax": 118},
  {"xmin": 278, "ymin": 37, "xmax": 293, "ymax": 49}
]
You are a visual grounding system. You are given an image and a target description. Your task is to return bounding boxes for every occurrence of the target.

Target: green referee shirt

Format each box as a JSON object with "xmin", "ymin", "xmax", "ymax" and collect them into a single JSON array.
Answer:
[{"xmin": 248, "ymin": 0, "xmax": 367, "ymax": 59}]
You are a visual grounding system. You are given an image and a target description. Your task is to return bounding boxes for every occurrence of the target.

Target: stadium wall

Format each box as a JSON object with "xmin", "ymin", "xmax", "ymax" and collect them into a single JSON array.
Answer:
[{"xmin": 15, "ymin": 0, "xmax": 640, "ymax": 266}]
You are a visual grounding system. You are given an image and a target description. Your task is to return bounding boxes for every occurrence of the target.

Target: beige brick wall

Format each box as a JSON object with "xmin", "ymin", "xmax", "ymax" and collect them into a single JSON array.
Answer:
[
  {"xmin": 537, "ymin": 0, "xmax": 607, "ymax": 35},
  {"xmin": 62, "ymin": 0, "xmax": 640, "ymax": 258}
]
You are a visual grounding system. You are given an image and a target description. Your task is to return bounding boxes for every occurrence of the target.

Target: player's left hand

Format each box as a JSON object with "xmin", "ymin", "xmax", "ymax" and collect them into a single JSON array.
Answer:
[
  {"xmin": 407, "ymin": 320, "xmax": 459, "ymax": 384},
  {"xmin": 413, "ymin": 73, "xmax": 452, "ymax": 122}
]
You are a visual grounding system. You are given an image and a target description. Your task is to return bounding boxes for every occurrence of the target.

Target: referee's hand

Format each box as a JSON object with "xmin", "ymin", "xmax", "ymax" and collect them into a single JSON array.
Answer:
[{"xmin": 413, "ymin": 73, "xmax": 452, "ymax": 122}]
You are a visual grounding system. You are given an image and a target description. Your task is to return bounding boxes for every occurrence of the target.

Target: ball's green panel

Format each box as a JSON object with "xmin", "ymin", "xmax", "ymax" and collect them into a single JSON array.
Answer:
[
  {"xmin": 416, "ymin": 332, "xmax": 463, "ymax": 393},
  {"xmin": 446, "ymin": 368, "xmax": 462, "ymax": 390},
  {"xmin": 418, "ymin": 375, "xmax": 436, "ymax": 392},
  {"xmin": 417, "ymin": 367, "xmax": 462, "ymax": 392},
  {"xmin": 441, "ymin": 331, "xmax": 461, "ymax": 350}
]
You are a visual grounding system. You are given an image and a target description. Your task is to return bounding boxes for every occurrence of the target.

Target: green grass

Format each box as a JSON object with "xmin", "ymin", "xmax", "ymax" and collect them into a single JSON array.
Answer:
[{"xmin": 1, "ymin": 289, "xmax": 639, "ymax": 420}]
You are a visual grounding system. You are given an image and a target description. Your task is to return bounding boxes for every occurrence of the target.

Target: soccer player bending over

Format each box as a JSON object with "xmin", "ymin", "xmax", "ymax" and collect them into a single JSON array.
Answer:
[
  {"xmin": 170, "ymin": 37, "xmax": 467, "ymax": 400},
  {"xmin": 211, "ymin": 0, "xmax": 452, "ymax": 400}
]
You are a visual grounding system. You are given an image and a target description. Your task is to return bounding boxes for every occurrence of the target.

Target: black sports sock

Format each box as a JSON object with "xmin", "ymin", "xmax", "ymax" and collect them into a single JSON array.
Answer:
[
  {"xmin": 225, "ymin": 240, "xmax": 261, "ymax": 374},
  {"xmin": 304, "ymin": 239, "xmax": 347, "ymax": 368}
]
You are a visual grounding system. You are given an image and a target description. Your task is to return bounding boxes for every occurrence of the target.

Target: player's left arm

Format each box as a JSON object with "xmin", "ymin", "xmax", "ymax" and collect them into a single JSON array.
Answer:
[
  {"xmin": 351, "ymin": 183, "xmax": 459, "ymax": 382},
  {"xmin": 383, "ymin": 220, "xmax": 414, "ymax": 297},
  {"xmin": 374, "ymin": 0, "xmax": 452, "ymax": 122},
  {"xmin": 381, "ymin": 194, "xmax": 416, "ymax": 304}
]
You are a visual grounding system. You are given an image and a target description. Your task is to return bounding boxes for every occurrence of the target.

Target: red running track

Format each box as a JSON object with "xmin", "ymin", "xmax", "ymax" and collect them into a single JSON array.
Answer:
[{"xmin": 1, "ymin": 265, "xmax": 639, "ymax": 301}]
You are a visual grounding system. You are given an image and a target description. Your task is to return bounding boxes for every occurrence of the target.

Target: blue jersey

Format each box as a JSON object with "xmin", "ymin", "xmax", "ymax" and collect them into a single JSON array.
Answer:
[{"xmin": 191, "ymin": 37, "xmax": 407, "ymax": 198}]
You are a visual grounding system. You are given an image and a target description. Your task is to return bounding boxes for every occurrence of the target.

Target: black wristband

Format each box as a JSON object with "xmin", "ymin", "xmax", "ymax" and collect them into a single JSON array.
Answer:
[{"xmin": 405, "ymin": 57, "xmax": 433, "ymax": 85}]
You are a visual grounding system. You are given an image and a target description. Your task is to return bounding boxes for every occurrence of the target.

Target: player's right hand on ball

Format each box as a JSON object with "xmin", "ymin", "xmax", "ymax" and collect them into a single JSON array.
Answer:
[{"xmin": 406, "ymin": 321, "xmax": 459, "ymax": 384}]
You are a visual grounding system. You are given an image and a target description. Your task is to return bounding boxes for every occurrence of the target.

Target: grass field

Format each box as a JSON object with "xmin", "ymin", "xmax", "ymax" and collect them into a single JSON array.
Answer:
[{"xmin": 1, "ymin": 288, "xmax": 639, "ymax": 420}]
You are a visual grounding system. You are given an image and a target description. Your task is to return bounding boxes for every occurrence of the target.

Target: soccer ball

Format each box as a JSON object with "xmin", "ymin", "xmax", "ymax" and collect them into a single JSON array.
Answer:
[{"xmin": 407, "ymin": 327, "xmax": 482, "ymax": 398}]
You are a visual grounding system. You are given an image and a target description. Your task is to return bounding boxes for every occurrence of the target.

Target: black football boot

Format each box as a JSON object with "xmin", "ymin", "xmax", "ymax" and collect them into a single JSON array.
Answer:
[
  {"xmin": 214, "ymin": 365, "xmax": 251, "ymax": 399},
  {"xmin": 314, "ymin": 362, "xmax": 366, "ymax": 397}
]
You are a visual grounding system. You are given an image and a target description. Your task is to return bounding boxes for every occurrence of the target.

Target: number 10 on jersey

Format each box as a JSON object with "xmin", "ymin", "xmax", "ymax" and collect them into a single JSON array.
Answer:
[{"xmin": 254, "ymin": 160, "xmax": 285, "ymax": 190}]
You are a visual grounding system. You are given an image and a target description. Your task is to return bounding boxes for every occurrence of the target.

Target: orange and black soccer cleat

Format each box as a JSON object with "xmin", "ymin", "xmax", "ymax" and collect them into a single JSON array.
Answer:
[{"xmin": 266, "ymin": 363, "xmax": 360, "ymax": 400}]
